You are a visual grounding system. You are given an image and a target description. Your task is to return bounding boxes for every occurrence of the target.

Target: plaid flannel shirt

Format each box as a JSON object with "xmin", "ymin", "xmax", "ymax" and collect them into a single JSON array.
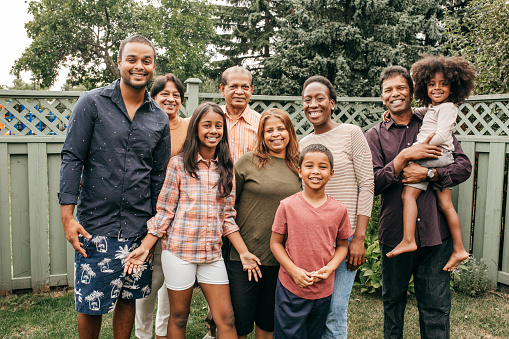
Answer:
[{"xmin": 147, "ymin": 154, "xmax": 238, "ymax": 263}]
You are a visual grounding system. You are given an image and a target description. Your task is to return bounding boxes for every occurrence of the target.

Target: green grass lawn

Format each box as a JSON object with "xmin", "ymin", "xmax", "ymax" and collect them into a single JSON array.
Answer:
[{"xmin": 1, "ymin": 287, "xmax": 508, "ymax": 338}]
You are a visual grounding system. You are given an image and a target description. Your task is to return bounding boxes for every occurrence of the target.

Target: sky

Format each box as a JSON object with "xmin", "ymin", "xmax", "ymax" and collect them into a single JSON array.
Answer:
[
  {"xmin": 0, "ymin": 1, "xmax": 32, "ymax": 88},
  {"xmin": 0, "ymin": 1, "xmax": 67, "ymax": 90}
]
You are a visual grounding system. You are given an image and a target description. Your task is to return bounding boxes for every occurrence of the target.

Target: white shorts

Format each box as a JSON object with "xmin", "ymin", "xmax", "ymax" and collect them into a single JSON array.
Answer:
[{"xmin": 161, "ymin": 250, "xmax": 229, "ymax": 291}]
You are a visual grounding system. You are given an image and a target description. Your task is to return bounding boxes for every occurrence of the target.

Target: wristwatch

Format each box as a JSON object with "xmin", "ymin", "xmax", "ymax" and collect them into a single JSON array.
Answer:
[{"xmin": 426, "ymin": 168, "xmax": 435, "ymax": 181}]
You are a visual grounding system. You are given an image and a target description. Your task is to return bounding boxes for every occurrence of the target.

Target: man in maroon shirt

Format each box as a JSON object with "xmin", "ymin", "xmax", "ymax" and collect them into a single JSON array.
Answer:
[{"xmin": 365, "ymin": 66, "xmax": 472, "ymax": 339}]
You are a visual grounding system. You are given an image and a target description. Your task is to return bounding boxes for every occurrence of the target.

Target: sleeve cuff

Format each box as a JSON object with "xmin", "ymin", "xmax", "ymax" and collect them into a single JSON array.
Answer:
[
  {"xmin": 434, "ymin": 167, "xmax": 453, "ymax": 189},
  {"xmin": 383, "ymin": 160, "xmax": 401, "ymax": 182},
  {"xmin": 222, "ymin": 226, "xmax": 239, "ymax": 237},
  {"xmin": 58, "ymin": 192, "xmax": 78, "ymax": 205}
]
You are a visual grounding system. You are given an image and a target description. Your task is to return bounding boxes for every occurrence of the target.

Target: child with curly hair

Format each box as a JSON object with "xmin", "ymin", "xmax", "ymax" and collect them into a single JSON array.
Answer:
[{"xmin": 386, "ymin": 54, "xmax": 476, "ymax": 271}]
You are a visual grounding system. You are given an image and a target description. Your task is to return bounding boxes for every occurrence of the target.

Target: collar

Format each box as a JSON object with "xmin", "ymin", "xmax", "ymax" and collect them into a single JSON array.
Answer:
[
  {"xmin": 382, "ymin": 108, "xmax": 423, "ymax": 130},
  {"xmin": 197, "ymin": 153, "xmax": 218, "ymax": 164},
  {"xmin": 222, "ymin": 105, "xmax": 258, "ymax": 126},
  {"xmin": 100, "ymin": 79, "xmax": 157, "ymax": 110},
  {"xmin": 430, "ymin": 102, "xmax": 454, "ymax": 110}
]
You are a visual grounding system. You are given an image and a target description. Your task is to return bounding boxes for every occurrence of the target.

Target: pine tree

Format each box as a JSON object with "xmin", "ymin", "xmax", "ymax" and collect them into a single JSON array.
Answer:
[
  {"xmin": 260, "ymin": 0, "xmax": 454, "ymax": 96},
  {"xmin": 212, "ymin": 0, "xmax": 291, "ymax": 77}
]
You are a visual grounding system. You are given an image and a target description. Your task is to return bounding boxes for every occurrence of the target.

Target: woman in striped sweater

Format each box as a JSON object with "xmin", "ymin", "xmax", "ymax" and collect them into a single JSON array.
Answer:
[{"xmin": 299, "ymin": 76, "xmax": 375, "ymax": 339}]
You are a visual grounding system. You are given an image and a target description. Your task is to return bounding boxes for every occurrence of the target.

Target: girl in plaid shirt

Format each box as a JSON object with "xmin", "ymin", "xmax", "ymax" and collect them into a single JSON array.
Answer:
[{"xmin": 126, "ymin": 102, "xmax": 261, "ymax": 339}]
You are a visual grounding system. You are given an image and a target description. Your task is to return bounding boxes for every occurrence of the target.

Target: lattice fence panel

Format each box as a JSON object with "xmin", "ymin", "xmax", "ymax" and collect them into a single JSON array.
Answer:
[
  {"xmin": 456, "ymin": 98, "xmax": 509, "ymax": 136},
  {"xmin": 250, "ymin": 98, "xmax": 385, "ymax": 137},
  {"xmin": 335, "ymin": 101, "xmax": 385, "ymax": 132},
  {"xmin": 1, "ymin": 90, "xmax": 509, "ymax": 137},
  {"xmin": 0, "ymin": 96, "xmax": 78, "ymax": 136}
]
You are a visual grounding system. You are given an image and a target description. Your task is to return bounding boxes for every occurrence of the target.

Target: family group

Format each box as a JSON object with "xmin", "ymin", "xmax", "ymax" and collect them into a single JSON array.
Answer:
[{"xmin": 59, "ymin": 34, "xmax": 475, "ymax": 339}]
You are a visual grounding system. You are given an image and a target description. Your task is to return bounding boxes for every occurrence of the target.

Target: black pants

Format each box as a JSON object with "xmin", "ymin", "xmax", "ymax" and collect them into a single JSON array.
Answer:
[
  {"xmin": 380, "ymin": 236, "xmax": 452, "ymax": 339},
  {"xmin": 227, "ymin": 260, "xmax": 279, "ymax": 335}
]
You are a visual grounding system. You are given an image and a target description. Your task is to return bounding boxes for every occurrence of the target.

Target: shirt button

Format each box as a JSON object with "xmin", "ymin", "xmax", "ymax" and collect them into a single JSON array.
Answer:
[
  {"xmin": 417, "ymin": 218, "xmax": 420, "ymax": 221},
  {"xmin": 126, "ymin": 169, "xmax": 129, "ymax": 172},
  {"xmin": 407, "ymin": 143, "xmax": 410, "ymax": 146}
]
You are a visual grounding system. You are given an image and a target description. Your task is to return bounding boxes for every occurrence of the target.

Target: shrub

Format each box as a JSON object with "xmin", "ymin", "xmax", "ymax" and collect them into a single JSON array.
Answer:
[
  {"xmin": 451, "ymin": 256, "xmax": 492, "ymax": 297},
  {"xmin": 354, "ymin": 232, "xmax": 382, "ymax": 293},
  {"xmin": 354, "ymin": 196, "xmax": 382, "ymax": 293}
]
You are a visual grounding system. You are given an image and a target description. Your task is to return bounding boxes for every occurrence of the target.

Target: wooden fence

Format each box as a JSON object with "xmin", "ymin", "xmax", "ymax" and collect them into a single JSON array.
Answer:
[
  {"xmin": 0, "ymin": 138, "xmax": 70, "ymax": 293},
  {"xmin": 1, "ymin": 83, "xmax": 509, "ymax": 293}
]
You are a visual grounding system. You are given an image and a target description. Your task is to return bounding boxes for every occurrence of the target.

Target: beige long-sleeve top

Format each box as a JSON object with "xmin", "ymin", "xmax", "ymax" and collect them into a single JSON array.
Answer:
[
  {"xmin": 414, "ymin": 102, "xmax": 457, "ymax": 151},
  {"xmin": 299, "ymin": 124, "xmax": 374, "ymax": 231}
]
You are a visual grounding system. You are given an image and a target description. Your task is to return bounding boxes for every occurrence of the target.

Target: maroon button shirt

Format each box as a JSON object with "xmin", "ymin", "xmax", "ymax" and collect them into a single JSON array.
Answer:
[{"xmin": 364, "ymin": 110, "xmax": 472, "ymax": 247}]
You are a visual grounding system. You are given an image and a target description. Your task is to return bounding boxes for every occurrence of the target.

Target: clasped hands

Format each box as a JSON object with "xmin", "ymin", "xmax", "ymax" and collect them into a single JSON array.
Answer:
[{"xmin": 290, "ymin": 266, "xmax": 333, "ymax": 289}]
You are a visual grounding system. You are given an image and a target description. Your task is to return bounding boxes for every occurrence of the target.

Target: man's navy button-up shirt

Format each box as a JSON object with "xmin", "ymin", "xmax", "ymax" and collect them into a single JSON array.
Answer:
[{"xmin": 59, "ymin": 80, "xmax": 171, "ymax": 238}]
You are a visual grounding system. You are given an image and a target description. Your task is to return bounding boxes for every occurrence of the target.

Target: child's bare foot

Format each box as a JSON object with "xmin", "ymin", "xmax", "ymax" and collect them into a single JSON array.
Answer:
[
  {"xmin": 443, "ymin": 249, "xmax": 469, "ymax": 271},
  {"xmin": 386, "ymin": 240, "xmax": 418, "ymax": 258}
]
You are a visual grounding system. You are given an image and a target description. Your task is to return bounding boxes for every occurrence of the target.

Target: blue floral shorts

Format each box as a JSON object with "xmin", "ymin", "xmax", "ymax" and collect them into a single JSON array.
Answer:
[{"xmin": 74, "ymin": 233, "xmax": 153, "ymax": 315}]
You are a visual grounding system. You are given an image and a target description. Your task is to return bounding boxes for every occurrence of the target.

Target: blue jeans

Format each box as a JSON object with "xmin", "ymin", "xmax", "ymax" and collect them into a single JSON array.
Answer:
[
  {"xmin": 380, "ymin": 236, "xmax": 452, "ymax": 339},
  {"xmin": 322, "ymin": 235, "xmax": 356, "ymax": 339}
]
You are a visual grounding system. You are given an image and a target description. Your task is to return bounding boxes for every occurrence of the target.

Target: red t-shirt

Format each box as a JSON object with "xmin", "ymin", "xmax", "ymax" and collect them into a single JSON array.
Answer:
[{"xmin": 272, "ymin": 192, "xmax": 352, "ymax": 299}]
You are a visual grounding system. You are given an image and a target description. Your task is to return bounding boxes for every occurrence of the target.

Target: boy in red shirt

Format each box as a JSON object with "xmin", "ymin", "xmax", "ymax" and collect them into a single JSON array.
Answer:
[{"xmin": 270, "ymin": 144, "xmax": 352, "ymax": 338}]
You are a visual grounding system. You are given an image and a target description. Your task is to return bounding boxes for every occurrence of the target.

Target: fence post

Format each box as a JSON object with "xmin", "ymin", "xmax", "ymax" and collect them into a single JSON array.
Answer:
[{"xmin": 184, "ymin": 78, "xmax": 202, "ymax": 117}]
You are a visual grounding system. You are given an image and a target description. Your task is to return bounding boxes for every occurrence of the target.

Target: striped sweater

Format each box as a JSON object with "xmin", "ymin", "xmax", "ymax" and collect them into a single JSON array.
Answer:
[{"xmin": 299, "ymin": 124, "xmax": 374, "ymax": 231}]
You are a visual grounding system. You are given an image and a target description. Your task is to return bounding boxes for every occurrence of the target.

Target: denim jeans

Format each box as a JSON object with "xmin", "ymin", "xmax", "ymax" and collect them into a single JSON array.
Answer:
[
  {"xmin": 380, "ymin": 236, "xmax": 452, "ymax": 339},
  {"xmin": 322, "ymin": 235, "xmax": 356, "ymax": 339}
]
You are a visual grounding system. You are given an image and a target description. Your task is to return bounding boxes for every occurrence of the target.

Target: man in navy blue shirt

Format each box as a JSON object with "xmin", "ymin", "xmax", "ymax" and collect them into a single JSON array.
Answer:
[{"xmin": 59, "ymin": 35, "xmax": 171, "ymax": 339}]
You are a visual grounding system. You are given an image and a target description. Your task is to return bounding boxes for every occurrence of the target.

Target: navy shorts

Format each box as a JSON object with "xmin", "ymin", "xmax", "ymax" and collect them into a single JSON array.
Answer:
[
  {"xmin": 74, "ymin": 234, "xmax": 153, "ymax": 315},
  {"xmin": 273, "ymin": 279, "xmax": 331, "ymax": 339}
]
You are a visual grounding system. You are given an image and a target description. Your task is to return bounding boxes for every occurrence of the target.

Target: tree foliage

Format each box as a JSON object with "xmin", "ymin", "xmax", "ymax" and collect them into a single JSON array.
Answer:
[
  {"xmin": 259, "ymin": 0, "xmax": 453, "ymax": 96},
  {"xmin": 8, "ymin": 79, "xmax": 49, "ymax": 91},
  {"xmin": 444, "ymin": 0, "xmax": 509, "ymax": 94},
  {"xmin": 149, "ymin": 0, "xmax": 217, "ymax": 82},
  {"xmin": 213, "ymin": 0, "xmax": 291, "ymax": 75},
  {"xmin": 12, "ymin": 0, "xmax": 216, "ymax": 90}
]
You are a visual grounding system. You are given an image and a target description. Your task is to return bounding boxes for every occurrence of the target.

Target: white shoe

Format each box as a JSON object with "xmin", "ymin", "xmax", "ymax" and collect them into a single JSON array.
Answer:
[{"xmin": 202, "ymin": 335, "xmax": 216, "ymax": 339}]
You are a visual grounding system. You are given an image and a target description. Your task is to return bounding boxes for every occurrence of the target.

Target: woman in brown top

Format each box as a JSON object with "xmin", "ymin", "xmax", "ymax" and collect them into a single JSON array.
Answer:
[{"xmin": 227, "ymin": 108, "xmax": 302, "ymax": 339}]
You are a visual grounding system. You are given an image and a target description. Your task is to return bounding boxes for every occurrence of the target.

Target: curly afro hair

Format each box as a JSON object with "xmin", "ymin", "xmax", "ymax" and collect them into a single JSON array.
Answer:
[{"xmin": 410, "ymin": 54, "xmax": 476, "ymax": 106}]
